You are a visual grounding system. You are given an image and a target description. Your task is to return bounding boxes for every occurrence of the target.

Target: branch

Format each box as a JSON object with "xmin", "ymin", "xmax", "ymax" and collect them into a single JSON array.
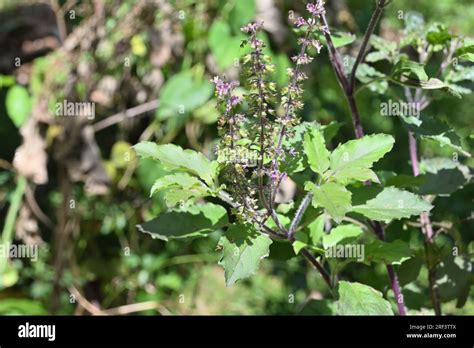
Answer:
[
  {"xmin": 300, "ymin": 249, "xmax": 332, "ymax": 289},
  {"xmin": 93, "ymin": 100, "xmax": 159, "ymax": 132},
  {"xmin": 319, "ymin": 14, "xmax": 349, "ymax": 92},
  {"xmin": 348, "ymin": 0, "xmax": 387, "ymax": 94},
  {"xmin": 217, "ymin": 190, "xmax": 331, "ymax": 288}
]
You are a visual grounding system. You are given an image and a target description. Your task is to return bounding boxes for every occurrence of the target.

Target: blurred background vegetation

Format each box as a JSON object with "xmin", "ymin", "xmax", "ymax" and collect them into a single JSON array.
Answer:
[{"xmin": 0, "ymin": 0, "xmax": 472, "ymax": 315}]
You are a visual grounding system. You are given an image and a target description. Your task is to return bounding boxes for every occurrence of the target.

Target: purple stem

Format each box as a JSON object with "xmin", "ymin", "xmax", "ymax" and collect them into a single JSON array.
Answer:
[{"xmin": 320, "ymin": 3, "xmax": 407, "ymax": 315}]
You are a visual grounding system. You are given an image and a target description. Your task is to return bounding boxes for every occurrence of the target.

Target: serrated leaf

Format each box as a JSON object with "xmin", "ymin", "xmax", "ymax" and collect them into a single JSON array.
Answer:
[
  {"xmin": 133, "ymin": 142, "xmax": 214, "ymax": 185},
  {"xmin": 400, "ymin": 114, "xmax": 471, "ymax": 157},
  {"xmin": 353, "ymin": 187, "xmax": 432, "ymax": 223},
  {"xmin": 137, "ymin": 203, "xmax": 228, "ymax": 241},
  {"xmin": 306, "ymin": 182, "xmax": 352, "ymax": 224},
  {"xmin": 322, "ymin": 224, "xmax": 363, "ymax": 249},
  {"xmin": 218, "ymin": 224, "xmax": 272, "ymax": 286},
  {"xmin": 364, "ymin": 239, "xmax": 412, "ymax": 265},
  {"xmin": 328, "ymin": 134, "xmax": 394, "ymax": 184},
  {"xmin": 304, "ymin": 127, "xmax": 330, "ymax": 175},
  {"xmin": 391, "ymin": 59, "xmax": 452, "ymax": 92},
  {"xmin": 150, "ymin": 173, "xmax": 206, "ymax": 196},
  {"xmin": 336, "ymin": 281, "xmax": 394, "ymax": 315}
]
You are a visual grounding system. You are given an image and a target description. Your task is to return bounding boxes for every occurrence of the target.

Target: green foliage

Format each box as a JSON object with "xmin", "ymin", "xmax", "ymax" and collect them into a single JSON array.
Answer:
[
  {"xmin": 218, "ymin": 224, "xmax": 272, "ymax": 286},
  {"xmin": 322, "ymin": 224, "xmax": 363, "ymax": 249},
  {"xmin": 352, "ymin": 187, "xmax": 433, "ymax": 222},
  {"xmin": 134, "ymin": 142, "xmax": 216, "ymax": 186},
  {"xmin": 137, "ymin": 203, "xmax": 228, "ymax": 241},
  {"xmin": 304, "ymin": 127, "xmax": 330, "ymax": 175},
  {"xmin": 156, "ymin": 71, "xmax": 213, "ymax": 120},
  {"xmin": 5, "ymin": 85, "xmax": 31, "ymax": 128},
  {"xmin": 306, "ymin": 182, "xmax": 352, "ymax": 224},
  {"xmin": 327, "ymin": 134, "xmax": 394, "ymax": 184},
  {"xmin": 336, "ymin": 281, "xmax": 394, "ymax": 315}
]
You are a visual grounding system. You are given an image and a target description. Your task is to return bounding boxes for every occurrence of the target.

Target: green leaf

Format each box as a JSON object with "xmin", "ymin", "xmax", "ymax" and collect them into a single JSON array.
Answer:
[
  {"xmin": 162, "ymin": 187, "xmax": 209, "ymax": 208},
  {"xmin": 218, "ymin": 224, "xmax": 272, "ymax": 286},
  {"xmin": 304, "ymin": 127, "xmax": 330, "ymax": 175},
  {"xmin": 353, "ymin": 187, "xmax": 433, "ymax": 223},
  {"xmin": 366, "ymin": 35, "xmax": 399, "ymax": 64},
  {"xmin": 419, "ymin": 168, "xmax": 467, "ymax": 195},
  {"xmin": 427, "ymin": 28, "xmax": 452, "ymax": 46},
  {"xmin": 229, "ymin": 0, "xmax": 255, "ymax": 33},
  {"xmin": 385, "ymin": 174, "xmax": 426, "ymax": 189},
  {"xmin": 133, "ymin": 142, "xmax": 214, "ymax": 185},
  {"xmin": 306, "ymin": 182, "xmax": 352, "ymax": 224},
  {"xmin": 150, "ymin": 173, "xmax": 206, "ymax": 196},
  {"xmin": 398, "ymin": 256, "xmax": 423, "ymax": 286},
  {"xmin": 328, "ymin": 134, "xmax": 394, "ymax": 184},
  {"xmin": 6, "ymin": 85, "xmax": 32, "ymax": 128},
  {"xmin": 364, "ymin": 239, "xmax": 412, "ymax": 265},
  {"xmin": 435, "ymin": 255, "xmax": 473, "ymax": 307},
  {"xmin": 293, "ymin": 214, "xmax": 326, "ymax": 255},
  {"xmin": 400, "ymin": 114, "xmax": 471, "ymax": 157},
  {"xmin": 391, "ymin": 59, "xmax": 452, "ymax": 91},
  {"xmin": 336, "ymin": 281, "xmax": 394, "ymax": 315},
  {"xmin": 457, "ymin": 45, "xmax": 474, "ymax": 62},
  {"xmin": 322, "ymin": 224, "xmax": 363, "ymax": 249},
  {"xmin": 137, "ymin": 203, "xmax": 228, "ymax": 241},
  {"xmin": 356, "ymin": 63, "xmax": 388, "ymax": 94},
  {"xmin": 391, "ymin": 59, "xmax": 428, "ymax": 87},
  {"xmin": 156, "ymin": 71, "xmax": 213, "ymax": 120},
  {"xmin": 208, "ymin": 21, "xmax": 246, "ymax": 70},
  {"xmin": 292, "ymin": 231, "xmax": 325, "ymax": 255},
  {"xmin": 111, "ymin": 141, "xmax": 134, "ymax": 168},
  {"xmin": 316, "ymin": 30, "xmax": 355, "ymax": 48}
]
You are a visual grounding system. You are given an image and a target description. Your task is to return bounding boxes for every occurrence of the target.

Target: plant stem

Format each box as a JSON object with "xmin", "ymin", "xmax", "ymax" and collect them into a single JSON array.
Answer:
[
  {"xmin": 408, "ymin": 130, "xmax": 442, "ymax": 315},
  {"xmin": 0, "ymin": 175, "xmax": 27, "ymax": 275},
  {"xmin": 288, "ymin": 192, "xmax": 313, "ymax": 239},
  {"xmin": 373, "ymin": 222, "xmax": 407, "ymax": 315},
  {"xmin": 348, "ymin": 0, "xmax": 387, "ymax": 95},
  {"xmin": 217, "ymin": 189, "xmax": 331, "ymax": 288},
  {"xmin": 300, "ymin": 248, "xmax": 332, "ymax": 289},
  {"xmin": 320, "ymin": 3, "xmax": 407, "ymax": 315}
]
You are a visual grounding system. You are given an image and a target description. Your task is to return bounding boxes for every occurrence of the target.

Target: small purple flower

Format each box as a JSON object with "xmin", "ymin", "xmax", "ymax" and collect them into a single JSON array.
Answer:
[
  {"xmin": 229, "ymin": 95, "xmax": 241, "ymax": 106},
  {"xmin": 241, "ymin": 21, "xmax": 263, "ymax": 33},
  {"xmin": 270, "ymin": 169, "xmax": 280, "ymax": 182},
  {"xmin": 306, "ymin": 1, "xmax": 325, "ymax": 16},
  {"xmin": 295, "ymin": 16, "xmax": 306, "ymax": 27},
  {"xmin": 211, "ymin": 76, "xmax": 239, "ymax": 98},
  {"xmin": 291, "ymin": 53, "xmax": 313, "ymax": 65}
]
